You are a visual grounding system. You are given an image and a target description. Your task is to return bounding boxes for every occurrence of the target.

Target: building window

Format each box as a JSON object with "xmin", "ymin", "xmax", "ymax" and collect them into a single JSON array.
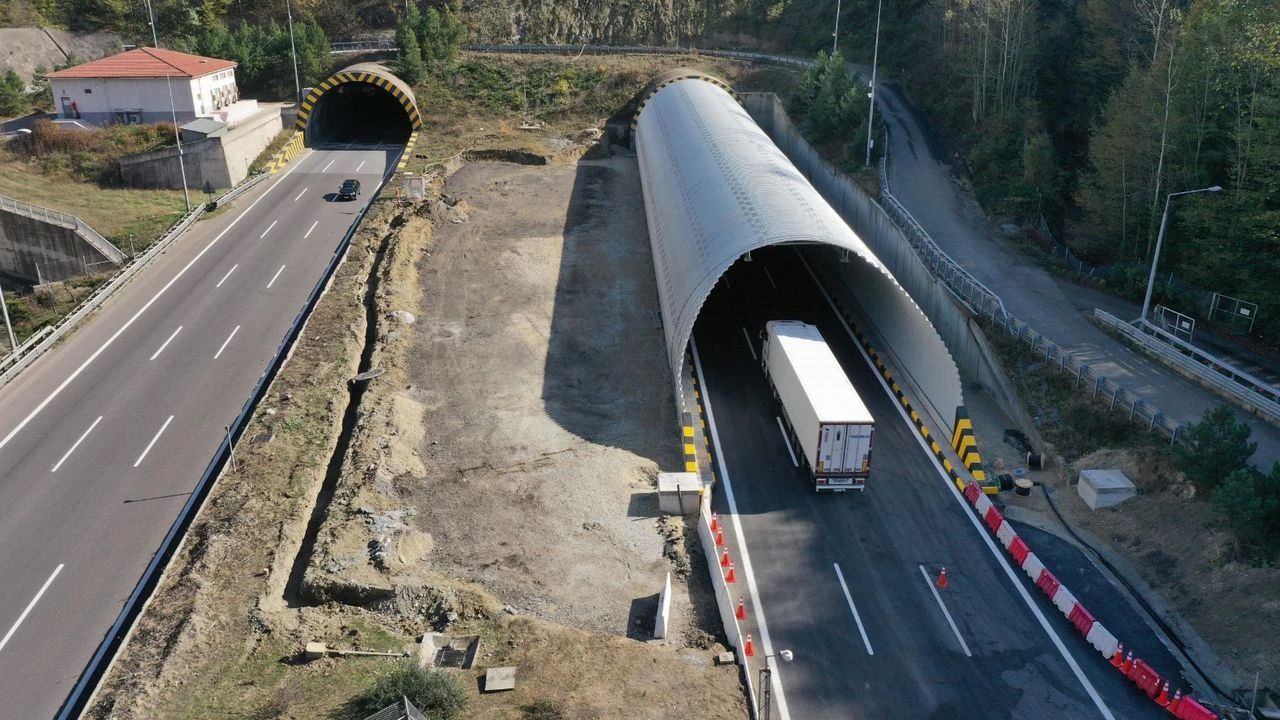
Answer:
[{"xmin": 84, "ymin": 88, "xmax": 92, "ymax": 93}]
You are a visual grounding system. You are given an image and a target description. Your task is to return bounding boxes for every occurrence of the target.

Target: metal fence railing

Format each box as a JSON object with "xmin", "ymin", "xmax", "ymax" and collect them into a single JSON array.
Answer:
[
  {"xmin": 1095, "ymin": 309, "xmax": 1280, "ymax": 425},
  {"xmin": 330, "ymin": 39, "xmax": 396, "ymax": 54},
  {"xmin": 0, "ymin": 194, "xmax": 125, "ymax": 265}
]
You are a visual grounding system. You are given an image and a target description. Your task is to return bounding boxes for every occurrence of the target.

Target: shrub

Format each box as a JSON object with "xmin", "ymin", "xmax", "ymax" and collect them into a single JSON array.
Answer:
[
  {"xmin": 1213, "ymin": 465, "xmax": 1280, "ymax": 553},
  {"xmin": 1175, "ymin": 404, "xmax": 1256, "ymax": 490},
  {"xmin": 345, "ymin": 663, "xmax": 467, "ymax": 719}
]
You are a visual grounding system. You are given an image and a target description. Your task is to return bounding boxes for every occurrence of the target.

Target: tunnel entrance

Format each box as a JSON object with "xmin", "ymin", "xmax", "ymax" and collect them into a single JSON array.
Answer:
[{"xmin": 298, "ymin": 64, "xmax": 420, "ymax": 147}]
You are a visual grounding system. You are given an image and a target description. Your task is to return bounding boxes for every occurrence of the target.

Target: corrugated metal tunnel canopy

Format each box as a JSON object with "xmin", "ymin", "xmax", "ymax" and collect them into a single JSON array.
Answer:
[{"xmin": 636, "ymin": 77, "xmax": 957, "ymax": 408}]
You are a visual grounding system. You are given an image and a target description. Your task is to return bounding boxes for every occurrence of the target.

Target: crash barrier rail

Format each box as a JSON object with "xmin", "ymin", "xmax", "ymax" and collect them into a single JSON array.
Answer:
[
  {"xmin": 330, "ymin": 39, "xmax": 396, "ymax": 54},
  {"xmin": 1095, "ymin": 309, "xmax": 1280, "ymax": 426},
  {"xmin": 210, "ymin": 170, "xmax": 270, "ymax": 210},
  {"xmin": 0, "ymin": 202, "xmax": 204, "ymax": 387},
  {"xmin": 962, "ymin": 481, "xmax": 1221, "ymax": 719},
  {"xmin": 876, "ymin": 141, "xmax": 1187, "ymax": 445},
  {"xmin": 55, "ymin": 166, "xmax": 388, "ymax": 719},
  {"xmin": 0, "ymin": 193, "xmax": 125, "ymax": 265},
  {"xmin": 696, "ymin": 493, "xmax": 760, "ymax": 716}
]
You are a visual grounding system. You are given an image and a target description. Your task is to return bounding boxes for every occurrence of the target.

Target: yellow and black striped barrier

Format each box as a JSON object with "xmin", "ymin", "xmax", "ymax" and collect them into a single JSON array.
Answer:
[
  {"xmin": 810, "ymin": 266, "xmax": 998, "ymax": 494},
  {"xmin": 297, "ymin": 69, "xmax": 422, "ymax": 133},
  {"xmin": 396, "ymin": 131, "xmax": 419, "ymax": 174},
  {"xmin": 265, "ymin": 132, "xmax": 305, "ymax": 174},
  {"xmin": 682, "ymin": 411, "xmax": 699, "ymax": 473},
  {"xmin": 951, "ymin": 407, "xmax": 988, "ymax": 485}
]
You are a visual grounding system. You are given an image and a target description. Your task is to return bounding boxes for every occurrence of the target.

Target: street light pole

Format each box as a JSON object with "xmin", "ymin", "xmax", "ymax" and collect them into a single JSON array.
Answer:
[
  {"xmin": 864, "ymin": 0, "xmax": 883, "ymax": 167},
  {"xmin": 1140, "ymin": 185, "xmax": 1222, "ymax": 323},
  {"xmin": 143, "ymin": 0, "xmax": 191, "ymax": 212},
  {"xmin": 0, "ymin": 278, "xmax": 18, "ymax": 354},
  {"xmin": 832, "ymin": 0, "xmax": 842, "ymax": 55},
  {"xmin": 285, "ymin": 0, "xmax": 302, "ymax": 105}
]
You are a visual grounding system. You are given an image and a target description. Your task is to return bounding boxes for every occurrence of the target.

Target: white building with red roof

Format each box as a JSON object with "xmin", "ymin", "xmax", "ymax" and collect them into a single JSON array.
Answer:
[{"xmin": 45, "ymin": 47, "xmax": 247, "ymax": 126}]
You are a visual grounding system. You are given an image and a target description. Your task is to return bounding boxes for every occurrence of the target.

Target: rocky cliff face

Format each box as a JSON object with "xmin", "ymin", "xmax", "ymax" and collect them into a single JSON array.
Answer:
[{"xmin": 465, "ymin": 0, "xmax": 750, "ymax": 46}]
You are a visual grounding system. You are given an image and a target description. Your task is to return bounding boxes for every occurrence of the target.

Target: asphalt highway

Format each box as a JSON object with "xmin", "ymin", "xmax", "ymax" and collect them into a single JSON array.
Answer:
[
  {"xmin": 692, "ymin": 246, "xmax": 1167, "ymax": 720},
  {"xmin": 0, "ymin": 141, "xmax": 400, "ymax": 717}
]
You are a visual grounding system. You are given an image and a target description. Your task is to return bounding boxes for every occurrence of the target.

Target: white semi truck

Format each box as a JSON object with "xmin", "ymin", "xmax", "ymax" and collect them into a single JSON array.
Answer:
[{"xmin": 762, "ymin": 320, "xmax": 875, "ymax": 491}]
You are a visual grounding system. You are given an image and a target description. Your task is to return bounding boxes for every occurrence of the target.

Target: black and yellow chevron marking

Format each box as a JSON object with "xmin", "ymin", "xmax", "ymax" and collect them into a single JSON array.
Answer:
[
  {"xmin": 806, "ymin": 264, "xmax": 997, "ymax": 494},
  {"xmin": 396, "ymin": 131, "xmax": 419, "ymax": 174},
  {"xmin": 951, "ymin": 407, "xmax": 988, "ymax": 484},
  {"xmin": 681, "ymin": 411, "xmax": 699, "ymax": 473},
  {"xmin": 631, "ymin": 73, "xmax": 742, "ymax": 132},
  {"xmin": 296, "ymin": 70, "xmax": 421, "ymax": 133},
  {"xmin": 685, "ymin": 353, "xmax": 718, "ymax": 485},
  {"xmin": 265, "ymin": 132, "xmax": 304, "ymax": 173}
]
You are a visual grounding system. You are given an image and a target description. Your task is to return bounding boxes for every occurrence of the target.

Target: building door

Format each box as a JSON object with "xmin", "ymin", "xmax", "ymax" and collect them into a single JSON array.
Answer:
[{"xmin": 60, "ymin": 96, "xmax": 72, "ymax": 117}]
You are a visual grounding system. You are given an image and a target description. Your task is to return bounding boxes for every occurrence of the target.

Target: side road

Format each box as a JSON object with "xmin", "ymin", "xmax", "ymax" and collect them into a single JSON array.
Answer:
[{"xmin": 873, "ymin": 83, "xmax": 1280, "ymax": 471}]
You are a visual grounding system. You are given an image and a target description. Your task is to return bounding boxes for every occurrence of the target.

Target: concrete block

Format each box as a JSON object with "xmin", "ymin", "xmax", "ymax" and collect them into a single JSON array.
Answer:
[
  {"xmin": 483, "ymin": 666, "xmax": 517, "ymax": 692},
  {"xmin": 654, "ymin": 572, "xmax": 672, "ymax": 640},
  {"xmin": 658, "ymin": 471, "xmax": 703, "ymax": 515},
  {"xmin": 1077, "ymin": 469, "xmax": 1136, "ymax": 510}
]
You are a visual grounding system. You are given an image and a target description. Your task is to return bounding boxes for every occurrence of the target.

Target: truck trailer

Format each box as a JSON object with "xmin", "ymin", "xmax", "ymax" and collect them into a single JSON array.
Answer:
[{"xmin": 762, "ymin": 320, "xmax": 875, "ymax": 491}]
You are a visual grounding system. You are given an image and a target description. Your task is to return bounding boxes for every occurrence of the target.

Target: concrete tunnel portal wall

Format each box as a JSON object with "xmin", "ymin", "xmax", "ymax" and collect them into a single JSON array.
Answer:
[
  {"xmin": 297, "ymin": 63, "xmax": 421, "ymax": 145},
  {"xmin": 634, "ymin": 74, "xmax": 964, "ymax": 426}
]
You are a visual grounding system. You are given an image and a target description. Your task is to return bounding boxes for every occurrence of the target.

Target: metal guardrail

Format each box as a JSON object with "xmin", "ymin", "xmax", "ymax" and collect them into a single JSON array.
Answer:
[
  {"xmin": 1095, "ymin": 309, "xmax": 1280, "ymax": 425},
  {"xmin": 330, "ymin": 39, "xmax": 396, "ymax": 53},
  {"xmin": 211, "ymin": 171, "xmax": 270, "ymax": 209},
  {"xmin": 0, "ymin": 193, "xmax": 125, "ymax": 265},
  {"xmin": 56, "ymin": 151, "xmax": 392, "ymax": 720},
  {"xmin": 0, "ymin": 326, "xmax": 52, "ymax": 373}
]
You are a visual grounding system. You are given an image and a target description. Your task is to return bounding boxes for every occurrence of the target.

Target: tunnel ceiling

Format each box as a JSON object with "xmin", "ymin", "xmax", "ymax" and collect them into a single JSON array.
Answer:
[
  {"xmin": 297, "ymin": 63, "xmax": 421, "ymax": 145},
  {"xmin": 635, "ymin": 76, "xmax": 959, "ymax": 408}
]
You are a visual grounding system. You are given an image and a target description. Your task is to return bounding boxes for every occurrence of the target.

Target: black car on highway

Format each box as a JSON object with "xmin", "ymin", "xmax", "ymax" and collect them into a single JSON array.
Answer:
[{"xmin": 337, "ymin": 178, "xmax": 361, "ymax": 201}]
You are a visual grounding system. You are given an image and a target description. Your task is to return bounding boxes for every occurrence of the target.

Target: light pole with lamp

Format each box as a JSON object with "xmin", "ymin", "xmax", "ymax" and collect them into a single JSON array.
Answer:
[
  {"xmin": 758, "ymin": 648, "xmax": 793, "ymax": 720},
  {"xmin": 864, "ymin": 0, "xmax": 883, "ymax": 167},
  {"xmin": 832, "ymin": 0, "xmax": 842, "ymax": 55},
  {"xmin": 1140, "ymin": 185, "xmax": 1222, "ymax": 323},
  {"xmin": 285, "ymin": 0, "xmax": 303, "ymax": 105},
  {"xmin": 0, "ymin": 278, "xmax": 17, "ymax": 355},
  {"xmin": 142, "ymin": 0, "xmax": 191, "ymax": 212}
]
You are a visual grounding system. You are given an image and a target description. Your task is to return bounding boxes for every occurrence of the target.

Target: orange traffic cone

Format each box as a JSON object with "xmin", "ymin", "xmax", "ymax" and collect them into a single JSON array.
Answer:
[
  {"xmin": 1156, "ymin": 682, "xmax": 1171, "ymax": 707},
  {"xmin": 744, "ymin": 634, "xmax": 755, "ymax": 657},
  {"xmin": 1120, "ymin": 651, "xmax": 1133, "ymax": 674},
  {"xmin": 725, "ymin": 561, "xmax": 737, "ymax": 584},
  {"xmin": 720, "ymin": 547, "xmax": 732, "ymax": 568},
  {"xmin": 736, "ymin": 596, "xmax": 746, "ymax": 620},
  {"xmin": 710, "ymin": 513, "xmax": 721, "ymax": 533},
  {"xmin": 1166, "ymin": 689, "xmax": 1182, "ymax": 715},
  {"xmin": 1110, "ymin": 643, "xmax": 1125, "ymax": 668},
  {"xmin": 714, "ymin": 530, "xmax": 725, "ymax": 547},
  {"xmin": 936, "ymin": 567, "xmax": 949, "ymax": 589}
]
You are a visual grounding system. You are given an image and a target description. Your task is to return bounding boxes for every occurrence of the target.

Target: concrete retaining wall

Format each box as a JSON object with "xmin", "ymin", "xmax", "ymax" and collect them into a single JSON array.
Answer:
[
  {"xmin": 744, "ymin": 93, "xmax": 1020, "ymax": 432},
  {"xmin": 119, "ymin": 106, "xmax": 282, "ymax": 191},
  {"xmin": 0, "ymin": 210, "xmax": 118, "ymax": 283}
]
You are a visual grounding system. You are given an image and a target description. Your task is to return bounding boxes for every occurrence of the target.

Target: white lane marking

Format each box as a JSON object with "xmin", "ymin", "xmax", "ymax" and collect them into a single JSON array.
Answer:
[
  {"xmin": 775, "ymin": 417, "xmax": 799, "ymax": 467},
  {"xmin": 304, "ymin": 220, "xmax": 319, "ymax": 238},
  {"xmin": 741, "ymin": 327, "xmax": 758, "ymax": 360},
  {"xmin": 798, "ymin": 252, "xmax": 1116, "ymax": 720},
  {"xmin": 133, "ymin": 415, "xmax": 174, "ymax": 468},
  {"xmin": 919, "ymin": 564, "xmax": 972, "ymax": 657},
  {"xmin": 355, "ymin": 160, "xmax": 366, "ymax": 172},
  {"xmin": 213, "ymin": 325, "xmax": 240, "ymax": 360},
  {"xmin": 322, "ymin": 159, "xmax": 335, "ymax": 172},
  {"xmin": 0, "ymin": 564, "xmax": 64, "ymax": 654},
  {"xmin": 833, "ymin": 563, "xmax": 875, "ymax": 655},
  {"xmin": 266, "ymin": 265, "xmax": 286, "ymax": 289},
  {"xmin": 691, "ymin": 338, "xmax": 791, "ymax": 720},
  {"xmin": 51, "ymin": 416, "xmax": 102, "ymax": 472},
  {"xmin": 764, "ymin": 266, "xmax": 778, "ymax": 290},
  {"xmin": 149, "ymin": 325, "xmax": 183, "ymax": 361},
  {"xmin": 293, "ymin": 187, "xmax": 308, "ymax": 202},
  {"xmin": 215, "ymin": 264, "xmax": 238, "ymax": 288},
  {"xmin": 259, "ymin": 219, "xmax": 278, "ymax": 239},
  {"xmin": 0, "ymin": 151, "xmax": 311, "ymax": 454}
]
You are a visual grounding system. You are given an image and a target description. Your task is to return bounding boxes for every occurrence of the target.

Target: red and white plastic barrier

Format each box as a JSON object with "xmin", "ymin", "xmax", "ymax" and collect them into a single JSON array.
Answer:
[{"xmin": 959, "ymin": 481, "xmax": 1218, "ymax": 719}]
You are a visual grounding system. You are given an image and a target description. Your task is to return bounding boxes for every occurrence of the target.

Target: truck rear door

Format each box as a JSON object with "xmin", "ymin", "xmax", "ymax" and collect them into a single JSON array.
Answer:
[{"xmin": 844, "ymin": 424, "xmax": 873, "ymax": 478}]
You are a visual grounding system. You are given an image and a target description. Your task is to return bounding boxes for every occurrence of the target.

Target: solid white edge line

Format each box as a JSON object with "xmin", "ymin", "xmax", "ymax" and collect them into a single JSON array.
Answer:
[
  {"xmin": 691, "ymin": 337, "xmax": 791, "ymax": 720},
  {"xmin": 775, "ymin": 416, "xmax": 799, "ymax": 467},
  {"xmin": 258, "ymin": 219, "xmax": 278, "ymax": 239},
  {"xmin": 293, "ymin": 187, "xmax": 307, "ymax": 201},
  {"xmin": 214, "ymin": 264, "xmax": 238, "ymax": 288},
  {"xmin": 133, "ymin": 414, "xmax": 174, "ymax": 468},
  {"xmin": 764, "ymin": 266, "xmax": 778, "ymax": 291},
  {"xmin": 0, "ymin": 149, "xmax": 312, "ymax": 453},
  {"xmin": 798, "ymin": 253, "xmax": 1116, "ymax": 720},
  {"xmin": 266, "ymin": 265, "xmax": 286, "ymax": 289},
  {"xmin": 741, "ymin": 326, "xmax": 758, "ymax": 360},
  {"xmin": 50, "ymin": 416, "xmax": 103, "ymax": 473},
  {"xmin": 0, "ymin": 564, "xmax": 65, "ymax": 654},
  {"xmin": 304, "ymin": 220, "xmax": 319, "ymax": 239},
  {"xmin": 149, "ymin": 325, "xmax": 183, "ymax": 361},
  {"xmin": 213, "ymin": 325, "xmax": 240, "ymax": 360},
  {"xmin": 919, "ymin": 564, "xmax": 972, "ymax": 657},
  {"xmin": 833, "ymin": 562, "xmax": 875, "ymax": 655}
]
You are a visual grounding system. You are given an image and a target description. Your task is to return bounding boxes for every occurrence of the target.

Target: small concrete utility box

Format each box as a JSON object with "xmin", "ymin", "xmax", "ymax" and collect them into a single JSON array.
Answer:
[
  {"xmin": 1078, "ymin": 469, "xmax": 1137, "ymax": 510},
  {"xmin": 658, "ymin": 472, "xmax": 704, "ymax": 515}
]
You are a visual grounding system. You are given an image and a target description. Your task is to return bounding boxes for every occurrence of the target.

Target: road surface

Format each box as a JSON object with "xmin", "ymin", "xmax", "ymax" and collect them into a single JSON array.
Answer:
[
  {"xmin": 0, "ymin": 142, "xmax": 399, "ymax": 717},
  {"xmin": 693, "ymin": 246, "xmax": 1167, "ymax": 719}
]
